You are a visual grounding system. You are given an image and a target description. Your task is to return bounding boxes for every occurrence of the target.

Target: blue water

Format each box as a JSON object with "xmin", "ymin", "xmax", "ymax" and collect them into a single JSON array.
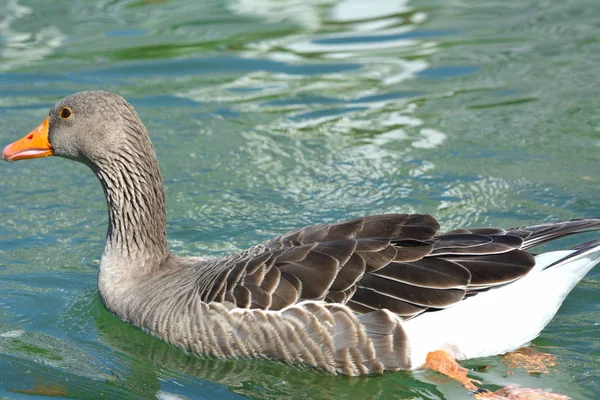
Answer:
[{"xmin": 1, "ymin": 0, "xmax": 600, "ymax": 398}]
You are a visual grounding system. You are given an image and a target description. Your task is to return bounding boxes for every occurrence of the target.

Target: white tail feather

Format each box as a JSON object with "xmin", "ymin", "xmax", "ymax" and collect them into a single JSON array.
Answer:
[{"xmin": 404, "ymin": 243, "xmax": 600, "ymax": 369}]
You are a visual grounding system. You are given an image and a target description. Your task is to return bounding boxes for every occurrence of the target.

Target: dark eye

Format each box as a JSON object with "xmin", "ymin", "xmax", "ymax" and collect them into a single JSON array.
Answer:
[{"xmin": 60, "ymin": 107, "xmax": 72, "ymax": 119}]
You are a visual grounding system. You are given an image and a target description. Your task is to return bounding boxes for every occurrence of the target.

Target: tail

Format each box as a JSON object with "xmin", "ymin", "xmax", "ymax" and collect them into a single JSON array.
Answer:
[
  {"xmin": 541, "ymin": 238, "xmax": 600, "ymax": 271},
  {"xmin": 513, "ymin": 218, "xmax": 600, "ymax": 250}
]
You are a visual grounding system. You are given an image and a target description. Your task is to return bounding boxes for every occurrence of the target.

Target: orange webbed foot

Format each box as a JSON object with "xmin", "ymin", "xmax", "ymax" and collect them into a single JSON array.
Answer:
[
  {"xmin": 424, "ymin": 350, "xmax": 570, "ymax": 399},
  {"xmin": 424, "ymin": 350, "xmax": 483, "ymax": 393}
]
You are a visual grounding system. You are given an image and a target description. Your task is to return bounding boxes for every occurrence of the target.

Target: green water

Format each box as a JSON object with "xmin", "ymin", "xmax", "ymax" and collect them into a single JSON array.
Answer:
[{"xmin": 1, "ymin": 0, "xmax": 600, "ymax": 398}]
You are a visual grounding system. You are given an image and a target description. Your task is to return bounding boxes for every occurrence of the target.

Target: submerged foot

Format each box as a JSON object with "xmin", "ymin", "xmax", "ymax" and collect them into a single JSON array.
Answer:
[
  {"xmin": 10, "ymin": 384, "xmax": 68, "ymax": 397},
  {"xmin": 492, "ymin": 385, "xmax": 569, "ymax": 399},
  {"xmin": 502, "ymin": 347, "xmax": 557, "ymax": 375},
  {"xmin": 424, "ymin": 350, "xmax": 483, "ymax": 393},
  {"xmin": 424, "ymin": 350, "xmax": 570, "ymax": 399}
]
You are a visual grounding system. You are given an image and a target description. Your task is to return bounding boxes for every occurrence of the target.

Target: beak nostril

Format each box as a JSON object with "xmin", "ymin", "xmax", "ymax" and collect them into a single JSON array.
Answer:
[{"xmin": 27, "ymin": 134, "xmax": 33, "ymax": 140}]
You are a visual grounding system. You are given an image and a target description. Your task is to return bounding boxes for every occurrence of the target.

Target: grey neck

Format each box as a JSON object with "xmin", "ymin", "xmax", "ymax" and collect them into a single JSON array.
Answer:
[{"xmin": 92, "ymin": 150, "xmax": 169, "ymax": 274}]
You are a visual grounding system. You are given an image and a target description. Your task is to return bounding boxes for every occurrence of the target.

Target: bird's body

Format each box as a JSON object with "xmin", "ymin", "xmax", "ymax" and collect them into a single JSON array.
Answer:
[
  {"xmin": 3, "ymin": 91, "xmax": 600, "ymax": 379},
  {"xmin": 98, "ymin": 216, "xmax": 600, "ymax": 375}
]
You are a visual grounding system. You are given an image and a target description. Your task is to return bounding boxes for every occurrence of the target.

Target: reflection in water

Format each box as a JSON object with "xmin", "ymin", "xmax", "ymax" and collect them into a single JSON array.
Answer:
[
  {"xmin": 92, "ymin": 302, "xmax": 446, "ymax": 400},
  {"xmin": 0, "ymin": 287, "xmax": 448, "ymax": 399},
  {"xmin": 437, "ymin": 176, "xmax": 519, "ymax": 228},
  {"xmin": 228, "ymin": 0, "xmax": 337, "ymax": 29},
  {"xmin": 64, "ymin": 291, "xmax": 444, "ymax": 400},
  {"xmin": 187, "ymin": 0, "xmax": 448, "ymax": 223},
  {"xmin": 0, "ymin": 0, "xmax": 65, "ymax": 71}
]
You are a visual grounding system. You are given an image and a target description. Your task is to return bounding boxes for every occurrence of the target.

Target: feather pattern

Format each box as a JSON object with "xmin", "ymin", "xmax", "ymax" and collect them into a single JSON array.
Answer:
[
  {"xmin": 113, "ymin": 212, "xmax": 600, "ymax": 374},
  {"xmin": 194, "ymin": 214, "xmax": 585, "ymax": 316},
  {"xmin": 111, "ymin": 213, "xmax": 599, "ymax": 375},
  {"xmin": 130, "ymin": 214, "xmax": 597, "ymax": 375}
]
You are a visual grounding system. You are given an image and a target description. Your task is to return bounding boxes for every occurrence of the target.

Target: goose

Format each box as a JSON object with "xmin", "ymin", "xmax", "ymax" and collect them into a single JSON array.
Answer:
[{"xmin": 3, "ymin": 91, "xmax": 599, "ymax": 397}]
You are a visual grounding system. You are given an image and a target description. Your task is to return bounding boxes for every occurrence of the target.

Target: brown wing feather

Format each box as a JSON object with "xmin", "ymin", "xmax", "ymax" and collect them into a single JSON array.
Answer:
[{"xmin": 196, "ymin": 216, "xmax": 600, "ymax": 319}]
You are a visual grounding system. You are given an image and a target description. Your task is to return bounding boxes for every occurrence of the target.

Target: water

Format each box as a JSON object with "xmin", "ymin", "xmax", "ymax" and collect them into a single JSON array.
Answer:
[{"xmin": 1, "ymin": 0, "xmax": 600, "ymax": 398}]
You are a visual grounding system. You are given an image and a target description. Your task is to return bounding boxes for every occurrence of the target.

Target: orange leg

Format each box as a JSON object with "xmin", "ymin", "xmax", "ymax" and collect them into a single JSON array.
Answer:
[
  {"xmin": 424, "ymin": 350, "xmax": 488, "ymax": 395},
  {"xmin": 424, "ymin": 350, "xmax": 570, "ymax": 399}
]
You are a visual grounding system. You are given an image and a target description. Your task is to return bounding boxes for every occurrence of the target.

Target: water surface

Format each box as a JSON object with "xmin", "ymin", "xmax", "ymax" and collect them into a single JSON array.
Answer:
[{"xmin": 1, "ymin": 0, "xmax": 600, "ymax": 399}]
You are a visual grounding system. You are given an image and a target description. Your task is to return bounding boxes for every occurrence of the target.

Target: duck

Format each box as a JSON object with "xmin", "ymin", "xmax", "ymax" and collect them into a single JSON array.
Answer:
[{"xmin": 3, "ymin": 91, "xmax": 600, "ymax": 395}]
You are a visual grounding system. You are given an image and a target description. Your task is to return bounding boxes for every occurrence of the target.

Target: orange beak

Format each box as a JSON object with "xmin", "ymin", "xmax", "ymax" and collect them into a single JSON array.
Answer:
[{"xmin": 2, "ymin": 117, "xmax": 53, "ymax": 162}]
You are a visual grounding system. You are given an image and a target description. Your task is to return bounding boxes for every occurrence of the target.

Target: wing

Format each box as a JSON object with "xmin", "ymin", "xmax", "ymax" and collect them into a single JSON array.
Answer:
[{"xmin": 198, "ymin": 215, "xmax": 600, "ymax": 319}]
